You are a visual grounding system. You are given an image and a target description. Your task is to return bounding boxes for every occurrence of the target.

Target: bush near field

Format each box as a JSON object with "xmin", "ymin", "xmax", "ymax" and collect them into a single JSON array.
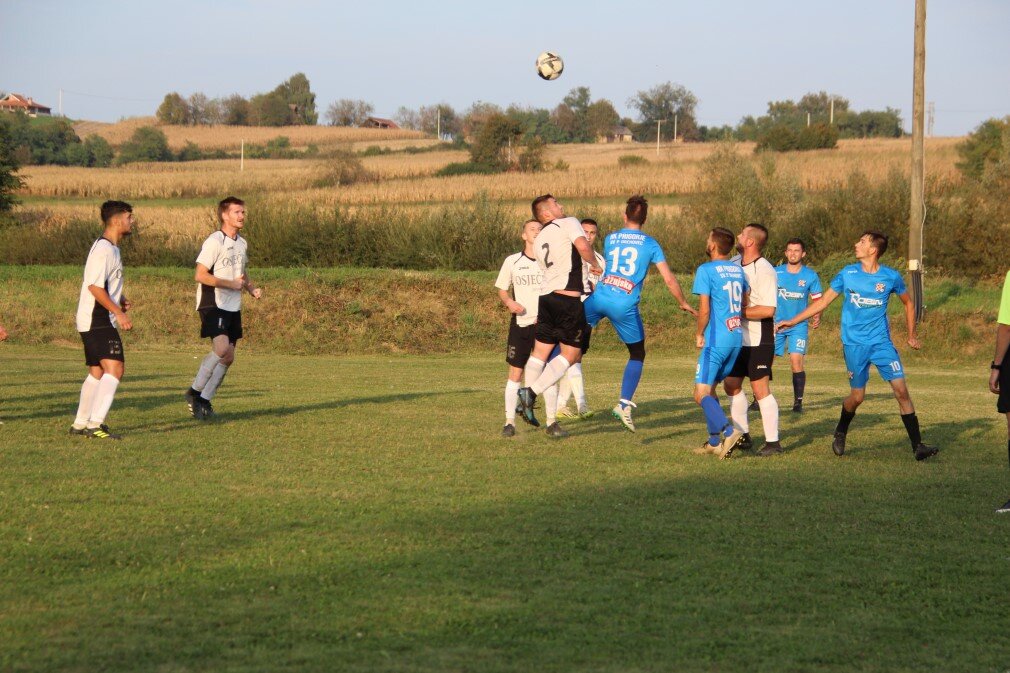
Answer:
[{"xmin": 0, "ymin": 265, "xmax": 999, "ymax": 361}]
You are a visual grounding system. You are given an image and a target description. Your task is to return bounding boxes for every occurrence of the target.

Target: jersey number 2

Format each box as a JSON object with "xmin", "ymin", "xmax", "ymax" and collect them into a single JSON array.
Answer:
[{"xmin": 541, "ymin": 243, "xmax": 553, "ymax": 268}]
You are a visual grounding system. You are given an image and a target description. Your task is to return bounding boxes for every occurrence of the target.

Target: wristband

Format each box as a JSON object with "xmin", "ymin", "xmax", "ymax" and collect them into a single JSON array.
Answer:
[{"xmin": 992, "ymin": 361, "xmax": 1002, "ymax": 370}]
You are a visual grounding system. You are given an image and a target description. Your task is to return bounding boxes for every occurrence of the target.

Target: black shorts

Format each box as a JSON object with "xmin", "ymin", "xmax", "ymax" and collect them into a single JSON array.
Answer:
[
  {"xmin": 506, "ymin": 318, "xmax": 536, "ymax": 368},
  {"xmin": 80, "ymin": 328, "xmax": 124, "ymax": 366},
  {"xmin": 200, "ymin": 308, "xmax": 243, "ymax": 343},
  {"xmin": 728, "ymin": 344, "xmax": 774, "ymax": 381},
  {"xmin": 580, "ymin": 322, "xmax": 593, "ymax": 354},
  {"xmin": 998, "ymin": 365, "xmax": 1010, "ymax": 414},
  {"xmin": 535, "ymin": 293, "xmax": 587, "ymax": 348}
]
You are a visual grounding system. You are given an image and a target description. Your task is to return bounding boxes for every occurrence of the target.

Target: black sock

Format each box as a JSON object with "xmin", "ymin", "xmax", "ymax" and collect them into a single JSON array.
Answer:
[
  {"xmin": 901, "ymin": 412, "xmax": 922, "ymax": 449},
  {"xmin": 793, "ymin": 371, "xmax": 806, "ymax": 402},
  {"xmin": 836, "ymin": 407, "xmax": 856, "ymax": 434}
]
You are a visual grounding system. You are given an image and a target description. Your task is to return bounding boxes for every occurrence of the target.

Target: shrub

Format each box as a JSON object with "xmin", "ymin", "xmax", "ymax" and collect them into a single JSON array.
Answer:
[
  {"xmin": 957, "ymin": 117, "xmax": 1010, "ymax": 180},
  {"xmin": 435, "ymin": 162, "xmax": 495, "ymax": 177},
  {"xmin": 118, "ymin": 126, "xmax": 173, "ymax": 163},
  {"xmin": 313, "ymin": 150, "xmax": 376, "ymax": 187},
  {"xmin": 618, "ymin": 154, "xmax": 648, "ymax": 167}
]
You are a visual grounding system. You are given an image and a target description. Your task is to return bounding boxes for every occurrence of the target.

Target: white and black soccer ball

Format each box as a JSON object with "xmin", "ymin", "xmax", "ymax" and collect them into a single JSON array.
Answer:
[{"xmin": 536, "ymin": 51, "xmax": 564, "ymax": 81}]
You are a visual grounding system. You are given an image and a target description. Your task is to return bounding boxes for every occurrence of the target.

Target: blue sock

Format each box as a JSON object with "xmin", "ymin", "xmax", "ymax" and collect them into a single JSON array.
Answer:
[
  {"xmin": 700, "ymin": 396, "xmax": 729, "ymax": 446},
  {"xmin": 548, "ymin": 344, "xmax": 562, "ymax": 360},
  {"xmin": 620, "ymin": 360, "xmax": 644, "ymax": 407}
]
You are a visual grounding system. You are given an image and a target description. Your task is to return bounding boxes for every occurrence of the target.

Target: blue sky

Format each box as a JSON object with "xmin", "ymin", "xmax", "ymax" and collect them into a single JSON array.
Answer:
[{"xmin": 2, "ymin": 0, "xmax": 1007, "ymax": 136}]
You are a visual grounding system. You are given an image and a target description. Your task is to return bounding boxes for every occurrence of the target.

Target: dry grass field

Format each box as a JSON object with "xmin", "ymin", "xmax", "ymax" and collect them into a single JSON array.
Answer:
[
  {"xmin": 18, "ymin": 137, "xmax": 964, "ymax": 206},
  {"xmin": 73, "ymin": 117, "xmax": 428, "ymax": 150}
]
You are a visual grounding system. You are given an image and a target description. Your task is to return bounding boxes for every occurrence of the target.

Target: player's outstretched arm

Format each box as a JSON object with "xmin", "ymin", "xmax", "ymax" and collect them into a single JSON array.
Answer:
[
  {"xmin": 574, "ymin": 236, "xmax": 603, "ymax": 276},
  {"xmin": 88, "ymin": 285, "xmax": 132, "ymax": 330},
  {"xmin": 897, "ymin": 291, "xmax": 920, "ymax": 349},
  {"xmin": 655, "ymin": 261, "xmax": 698, "ymax": 316},
  {"xmin": 695, "ymin": 294, "xmax": 711, "ymax": 348},
  {"xmin": 498, "ymin": 289, "xmax": 524, "ymax": 315},
  {"xmin": 777, "ymin": 289, "xmax": 838, "ymax": 332}
]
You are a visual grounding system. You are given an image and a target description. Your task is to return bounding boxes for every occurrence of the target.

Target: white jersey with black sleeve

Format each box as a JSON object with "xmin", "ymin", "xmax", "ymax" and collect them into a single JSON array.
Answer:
[
  {"xmin": 76, "ymin": 237, "xmax": 124, "ymax": 332},
  {"xmin": 534, "ymin": 216, "xmax": 587, "ymax": 295},
  {"xmin": 495, "ymin": 252, "xmax": 543, "ymax": 327},
  {"xmin": 739, "ymin": 256, "xmax": 778, "ymax": 347},
  {"xmin": 195, "ymin": 230, "xmax": 248, "ymax": 312},
  {"xmin": 582, "ymin": 251, "xmax": 606, "ymax": 297}
]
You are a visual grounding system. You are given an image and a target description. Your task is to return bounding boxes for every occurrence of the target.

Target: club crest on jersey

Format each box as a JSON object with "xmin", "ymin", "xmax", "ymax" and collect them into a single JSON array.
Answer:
[
  {"xmin": 875, "ymin": 282, "xmax": 885, "ymax": 293},
  {"xmin": 798, "ymin": 279, "xmax": 806, "ymax": 287},
  {"xmin": 602, "ymin": 275, "xmax": 635, "ymax": 293}
]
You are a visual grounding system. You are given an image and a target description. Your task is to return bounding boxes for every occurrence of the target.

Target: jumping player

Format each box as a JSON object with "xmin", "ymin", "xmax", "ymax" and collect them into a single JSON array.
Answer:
[
  {"xmin": 495, "ymin": 219, "xmax": 544, "ymax": 437},
  {"xmin": 692, "ymin": 228, "xmax": 750, "ymax": 458},
  {"xmin": 185, "ymin": 196, "xmax": 262, "ymax": 419},
  {"xmin": 556, "ymin": 218, "xmax": 606, "ymax": 420},
  {"xmin": 582, "ymin": 195, "xmax": 695, "ymax": 432},
  {"xmin": 774, "ymin": 238, "xmax": 823, "ymax": 412},
  {"xmin": 70, "ymin": 200, "xmax": 134, "ymax": 440},
  {"xmin": 777, "ymin": 231, "xmax": 939, "ymax": 461},
  {"xmin": 516, "ymin": 194, "xmax": 603, "ymax": 438}
]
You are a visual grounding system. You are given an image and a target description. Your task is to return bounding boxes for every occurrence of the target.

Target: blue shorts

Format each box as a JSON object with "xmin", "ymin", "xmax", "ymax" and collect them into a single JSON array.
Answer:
[
  {"xmin": 695, "ymin": 346, "xmax": 741, "ymax": 386},
  {"xmin": 843, "ymin": 343, "xmax": 905, "ymax": 389},
  {"xmin": 584, "ymin": 293, "xmax": 645, "ymax": 344},
  {"xmin": 775, "ymin": 327, "xmax": 809, "ymax": 356}
]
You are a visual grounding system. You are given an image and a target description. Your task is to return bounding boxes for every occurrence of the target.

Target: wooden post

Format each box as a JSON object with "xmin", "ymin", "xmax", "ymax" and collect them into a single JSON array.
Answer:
[{"xmin": 909, "ymin": 0, "xmax": 926, "ymax": 323}]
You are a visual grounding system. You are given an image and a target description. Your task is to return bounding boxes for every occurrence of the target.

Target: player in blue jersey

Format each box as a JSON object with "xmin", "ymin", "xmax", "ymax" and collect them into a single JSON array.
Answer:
[
  {"xmin": 583, "ymin": 195, "xmax": 696, "ymax": 432},
  {"xmin": 692, "ymin": 228, "xmax": 750, "ymax": 458},
  {"xmin": 774, "ymin": 238, "xmax": 823, "ymax": 413},
  {"xmin": 776, "ymin": 231, "xmax": 938, "ymax": 461}
]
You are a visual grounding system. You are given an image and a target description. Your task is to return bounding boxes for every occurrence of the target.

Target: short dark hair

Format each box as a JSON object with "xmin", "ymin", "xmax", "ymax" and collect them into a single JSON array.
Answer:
[
  {"xmin": 862, "ymin": 230, "xmax": 889, "ymax": 257},
  {"xmin": 785, "ymin": 237, "xmax": 806, "ymax": 251},
  {"xmin": 100, "ymin": 200, "xmax": 132, "ymax": 224},
  {"xmin": 710, "ymin": 227, "xmax": 735, "ymax": 255},
  {"xmin": 580, "ymin": 218, "xmax": 598, "ymax": 228},
  {"xmin": 625, "ymin": 195, "xmax": 648, "ymax": 225},
  {"xmin": 531, "ymin": 194, "xmax": 554, "ymax": 220},
  {"xmin": 218, "ymin": 196, "xmax": 245, "ymax": 223},
  {"xmin": 745, "ymin": 222, "xmax": 769, "ymax": 250}
]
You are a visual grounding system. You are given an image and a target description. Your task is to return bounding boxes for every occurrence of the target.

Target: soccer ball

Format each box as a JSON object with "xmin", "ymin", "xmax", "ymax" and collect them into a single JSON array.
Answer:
[{"xmin": 536, "ymin": 52, "xmax": 564, "ymax": 81}]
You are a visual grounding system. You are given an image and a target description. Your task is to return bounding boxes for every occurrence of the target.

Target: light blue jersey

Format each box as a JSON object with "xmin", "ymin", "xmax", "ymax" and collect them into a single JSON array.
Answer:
[
  {"xmin": 775, "ymin": 264, "xmax": 823, "ymax": 325},
  {"xmin": 692, "ymin": 260, "xmax": 748, "ymax": 348},
  {"xmin": 830, "ymin": 263, "xmax": 907, "ymax": 346},
  {"xmin": 595, "ymin": 229, "xmax": 666, "ymax": 304}
]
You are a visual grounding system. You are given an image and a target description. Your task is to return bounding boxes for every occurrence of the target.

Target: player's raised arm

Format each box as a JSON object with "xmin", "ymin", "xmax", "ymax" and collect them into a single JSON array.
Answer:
[
  {"xmin": 896, "ymin": 291, "xmax": 920, "ymax": 350},
  {"xmin": 573, "ymin": 235, "xmax": 603, "ymax": 276},
  {"xmin": 655, "ymin": 261, "xmax": 697, "ymax": 316},
  {"xmin": 777, "ymin": 288, "xmax": 838, "ymax": 331}
]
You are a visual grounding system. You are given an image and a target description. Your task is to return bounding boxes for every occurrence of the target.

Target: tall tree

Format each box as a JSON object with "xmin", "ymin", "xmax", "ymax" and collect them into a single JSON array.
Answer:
[
  {"xmin": 188, "ymin": 93, "xmax": 210, "ymax": 125},
  {"xmin": 585, "ymin": 99, "xmax": 620, "ymax": 140},
  {"xmin": 156, "ymin": 92, "xmax": 190, "ymax": 125},
  {"xmin": 326, "ymin": 99, "xmax": 374, "ymax": 126},
  {"xmin": 272, "ymin": 73, "xmax": 317, "ymax": 125},
  {"xmin": 628, "ymin": 82, "xmax": 699, "ymax": 140},
  {"xmin": 393, "ymin": 106, "xmax": 420, "ymax": 130},
  {"xmin": 419, "ymin": 103, "xmax": 460, "ymax": 137},
  {"xmin": 221, "ymin": 94, "xmax": 250, "ymax": 125},
  {"xmin": 0, "ymin": 119, "xmax": 25, "ymax": 212}
]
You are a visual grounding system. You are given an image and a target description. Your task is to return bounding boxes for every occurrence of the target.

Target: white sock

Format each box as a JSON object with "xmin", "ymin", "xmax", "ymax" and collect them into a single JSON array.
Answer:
[
  {"xmin": 192, "ymin": 351, "xmax": 220, "ymax": 391},
  {"xmin": 524, "ymin": 357, "xmax": 546, "ymax": 387},
  {"xmin": 73, "ymin": 375, "xmax": 101, "ymax": 427},
  {"xmin": 544, "ymin": 382, "xmax": 559, "ymax": 425},
  {"xmin": 532, "ymin": 356, "xmax": 571, "ymax": 395},
  {"xmin": 730, "ymin": 391, "xmax": 750, "ymax": 433},
  {"xmin": 757, "ymin": 394, "xmax": 780, "ymax": 442},
  {"xmin": 87, "ymin": 374, "xmax": 120, "ymax": 427},
  {"xmin": 200, "ymin": 363, "xmax": 229, "ymax": 401},
  {"xmin": 505, "ymin": 380, "xmax": 520, "ymax": 423},
  {"xmin": 568, "ymin": 363, "xmax": 587, "ymax": 410},
  {"xmin": 557, "ymin": 374, "xmax": 573, "ymax": 409}
]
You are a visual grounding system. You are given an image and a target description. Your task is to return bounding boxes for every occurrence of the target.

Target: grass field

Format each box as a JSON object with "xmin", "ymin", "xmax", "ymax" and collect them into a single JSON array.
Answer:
[{"xmin": 2, "ymin": 345, "xmax": 1009, "ymax": 672}]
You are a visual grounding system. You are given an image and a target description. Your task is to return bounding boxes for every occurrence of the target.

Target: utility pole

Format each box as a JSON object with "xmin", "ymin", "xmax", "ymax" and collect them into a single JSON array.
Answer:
[
  {"xmin": 926, "ymin": 101, "xmax": 935, "ymax": 137},
  {"xmin": 436, "ymin": 108, "xmax": 441, "ymax": 140},
  {"xmin": 909, "ymin": 0, "xmax": 926, "ymax": 323},
  {"xmin": 655, "ymin": 119, "xmax": 665, "ymax": 156},
  {"xmin": 807, "ymin": 112, "xmax": 811, "ymax": 127},
  {"xmin": 673, "ymin": 114, "xmax": 678, "ymax": 142},
  {"xmin": 240, "ymin": 139, "xmax": 245, "ymax": 172},
  {"xmin": 59, "ymin": 88, "xmax": 63, "ymax": 117},
  {"xmin": 830, "ymin": 98, "xmax": 834, "ymax": 125}
]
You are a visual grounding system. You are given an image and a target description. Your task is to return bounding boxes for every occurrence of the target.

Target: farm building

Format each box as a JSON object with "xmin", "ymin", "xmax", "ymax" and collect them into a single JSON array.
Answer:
[
  {"xmin": 0, "ymin": 93, "xmax": 52, "ymax": 117},
  {"xmin": 361, "ymin": 117, "xmax": 400, "ymax": 129}
]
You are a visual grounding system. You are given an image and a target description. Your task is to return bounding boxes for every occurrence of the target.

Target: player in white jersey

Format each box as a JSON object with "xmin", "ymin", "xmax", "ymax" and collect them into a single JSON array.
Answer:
[
  {"xmin": 69, "ymin": 201, "xmax": 135, "ymax": 440},
  {"xmin": 516, "ymin": 194, "xmax": 603, "ymax": 438},
  {"xmin": 722, "ymin": 223, "xmax": 782, "ymax": 457},
  {"xmin": 556, "ymin": 218, "xmax": 605, "ymax": 420},
  {"xmin": 184, "ymin": 196, "xmax": 263, "ymax": 419},
  {"xmin": 495, "ymin": 219, "xmax": 544, "ymax": 437}
]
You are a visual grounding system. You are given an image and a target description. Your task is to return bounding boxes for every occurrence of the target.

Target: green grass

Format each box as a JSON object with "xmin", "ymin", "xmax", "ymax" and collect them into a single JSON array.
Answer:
[{"xmin": 2, "ymin": 346, "xmax": 1009, "ymax": 672}]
